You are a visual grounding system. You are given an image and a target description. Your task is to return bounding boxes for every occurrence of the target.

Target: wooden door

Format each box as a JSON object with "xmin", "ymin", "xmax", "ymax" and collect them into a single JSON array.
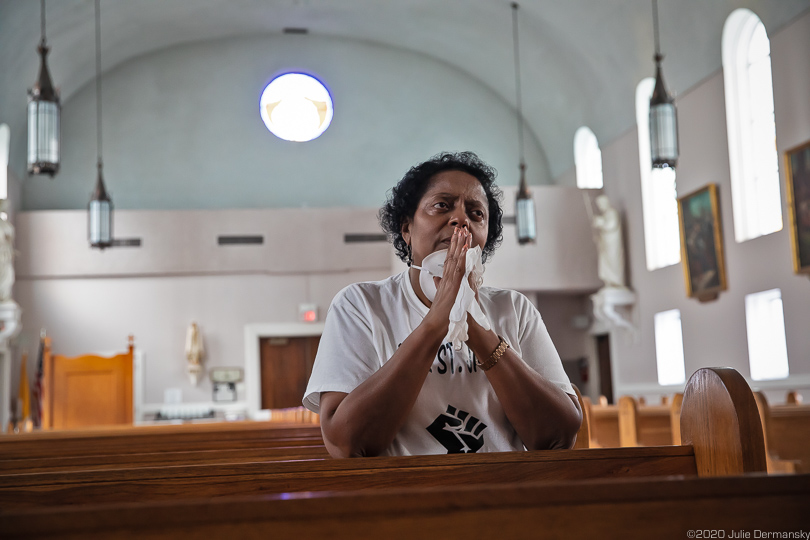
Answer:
[
  {"xmin": 260, "ymin": 336, "xmax": 320, "ymax": 410},
  {"xmin": 46, "ymin": 351, "xmax": 133, "ymax": 429}
]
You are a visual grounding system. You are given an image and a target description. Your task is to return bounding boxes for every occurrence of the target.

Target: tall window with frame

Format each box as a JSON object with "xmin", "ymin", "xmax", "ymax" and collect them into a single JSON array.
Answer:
[
  {"xmin": 722, "ymin": 9, "xmax": 782, "ymax": 242},
  {"xmin": 654, "ymin": 309, "xmax": 686, "ymax": 386},
  {"xmin": 637, "ymin": 78, "xmax": 680, "ymax": 271},
  {"xmin": 574, "ymin": 126, "xmax": 604, "ymax": 189},
  {"xmin": 745, "ymin": 288, "xmax": 790, "ymax": 381}
]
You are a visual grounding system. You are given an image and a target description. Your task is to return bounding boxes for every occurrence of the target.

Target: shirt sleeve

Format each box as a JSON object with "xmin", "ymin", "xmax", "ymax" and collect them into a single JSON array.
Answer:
[
  {"xmin": 302, "ymin": 286, "xmax": 381, "ymax": 413},
  {"xmin": 515, "ymin": 293, "xmax": 576, "ymax": 397}
]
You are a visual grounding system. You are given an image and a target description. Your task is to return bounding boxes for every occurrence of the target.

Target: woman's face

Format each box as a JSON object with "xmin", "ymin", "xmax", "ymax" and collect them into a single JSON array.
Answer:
[{"xmin": 402, "ymin": 170, "xmax": 489, "ymax": 266}]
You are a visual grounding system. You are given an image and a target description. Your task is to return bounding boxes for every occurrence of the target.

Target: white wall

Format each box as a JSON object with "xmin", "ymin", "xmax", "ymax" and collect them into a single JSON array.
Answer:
[
  {"xmin": 13, "ymin": 189, "xmax": 599, "ymax": 410},
  {"xmin": 14, "ymin": 271, "xmax": 388, "ymax": 405},
  {"xmin": 564, "ymin": 11, "xmax": 810, "ymax": 401},
  {"xmin": 21, "ymin": 33, "xmax": 551, "ymax": 212}
]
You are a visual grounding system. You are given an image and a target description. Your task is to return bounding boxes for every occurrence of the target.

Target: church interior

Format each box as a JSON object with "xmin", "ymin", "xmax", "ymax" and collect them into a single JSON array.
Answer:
[{"xmin": 0, "ymin": 0, "xmax": 809, "ymax": 535}]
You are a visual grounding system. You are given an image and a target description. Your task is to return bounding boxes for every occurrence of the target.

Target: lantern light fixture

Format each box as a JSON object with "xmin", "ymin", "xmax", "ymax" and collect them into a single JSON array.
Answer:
[
  {"xmin": 88, "ymin": 0, "xmax": 113, "ymax": 250},
  {"xmin": 511, "ymin": 2, "xmax": 536, "ymax": 245},
  {"xmin": 649, "ymin": 0, "xmax": 679, "ymax": 170},
  {"xmin": 27, "ymin": 0, "xmax": 61, "ymax": 177}
]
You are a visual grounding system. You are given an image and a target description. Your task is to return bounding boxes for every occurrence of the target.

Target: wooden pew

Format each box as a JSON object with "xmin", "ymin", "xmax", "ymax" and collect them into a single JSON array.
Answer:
[
  {"xmin": 753, "ymin": 391, "xmax": 799, "ymax": 473},
  {"xmin": 588, "ymin": 393, "xmax": 682, "ymax": 448},
  {"xmin": 618, "ymin": 396, "xmax": 670, "ymax": 446},
  {"xmin": 0, "ymin": 367, "xmax": 767, "ymax": 509},
  {"xmin": 669, "ymin": 392, "xmax": 684, "ymax": 444},
  {"xmin": 755, "ymin": 391, "xmax": 810, "ymax": 473},
  {"xmin": 0, "ymin": 422, "xmax": 325, "ymax": 476},
  {"xmin": 586, "ymin": 398, "xmax": 620, "ymax": 447},
  {"xmin": 0, "ymin": 446, "xmax": 702, "ymax": 509},
  {"xmin": 0, "ymin": 422, "xmax": 324, "ymax": 461},
  {"xmin": 2, "ymin": 473, "xmax": 806, "ymax": 540},
  {"xmin": 0, "ymin": 444, "xmax": 330, "ymax": 473},
  {"xmin": 3, "ymin": 387, "xmax": 590, "ymax": 473}
]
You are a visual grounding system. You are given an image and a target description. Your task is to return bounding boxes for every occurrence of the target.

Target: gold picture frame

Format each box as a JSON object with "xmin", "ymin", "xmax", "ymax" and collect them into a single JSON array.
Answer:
[
  {"xmin": 677, "ymin": 184, "xmax": 727, "ymax": 302},
  {"xmin": 785, "ymin": 140, "xmax": 810, "ymax": 276}
]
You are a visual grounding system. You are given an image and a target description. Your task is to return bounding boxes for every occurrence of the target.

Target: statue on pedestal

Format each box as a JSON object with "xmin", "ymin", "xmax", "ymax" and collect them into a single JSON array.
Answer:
[
  {"xmin": 585, "ymin": 194, "xmax": 636, "ymax": 337},
  {"xmin": 591, "ymin": 194, "xmax": 626, "ymax": 289}
]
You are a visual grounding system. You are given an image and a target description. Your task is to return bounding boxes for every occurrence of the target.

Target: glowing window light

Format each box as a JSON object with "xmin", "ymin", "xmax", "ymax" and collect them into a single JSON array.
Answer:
[{"xmin": 259, "ymin": 73, "xmax": 333, "ymax": 142}]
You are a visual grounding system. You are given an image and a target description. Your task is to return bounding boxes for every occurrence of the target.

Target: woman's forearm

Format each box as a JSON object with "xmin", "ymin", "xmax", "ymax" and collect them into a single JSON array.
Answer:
[
  {"xmin": 321, "ymin": 228, "xmax": 472, "ymax": 457},
  {"xmin": 320, "ymin": 316, "xmax": 446, "ymax": 457},
  {"xmin": 466, "ymin": 324, "xmax": 582, "ymax": 450}
]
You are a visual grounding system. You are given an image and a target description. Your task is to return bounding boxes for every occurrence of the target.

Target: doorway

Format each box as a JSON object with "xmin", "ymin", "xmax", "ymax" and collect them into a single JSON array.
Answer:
[
  {"xmin": 259, "ymin": 336, "xmax": 320, "ymax": 410},
  {"xmin": 595, "ymin": 333, "xmax": 614, "ymax": 404}
]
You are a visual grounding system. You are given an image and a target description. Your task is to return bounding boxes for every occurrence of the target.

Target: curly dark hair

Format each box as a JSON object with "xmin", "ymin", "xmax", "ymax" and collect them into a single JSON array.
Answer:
[{"xmin": 379, "ymin": 151, "xmax": 504, "ymax": 264}]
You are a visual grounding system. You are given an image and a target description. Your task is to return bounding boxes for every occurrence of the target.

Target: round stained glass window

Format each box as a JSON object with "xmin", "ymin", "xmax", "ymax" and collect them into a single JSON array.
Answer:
[{"xmin": 259, "ymin": 73, "xmax": 333, "ymax": 142}]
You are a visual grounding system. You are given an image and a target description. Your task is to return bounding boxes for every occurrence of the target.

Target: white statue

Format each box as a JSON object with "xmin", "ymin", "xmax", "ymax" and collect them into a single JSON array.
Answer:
[
  {"xmin": 585, "ymin": 193, "xmax": 637, "ymax": 339},
  {"xmin": 0, "ymin": 203, "xmax": 15, "ymax": 302},
  {"xmin": 590, "ymin": 194, "xmax": 626, "ymax": 289},
  {"xmin": 185, "ymin": 322, "xmax": 204, "ymax": 386}
]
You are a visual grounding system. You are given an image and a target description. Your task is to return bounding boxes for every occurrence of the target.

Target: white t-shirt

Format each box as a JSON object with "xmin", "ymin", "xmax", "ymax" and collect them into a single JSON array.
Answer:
[{"xmin": 303, "ymin": 270, "xmax": 574, "ymax": 456}]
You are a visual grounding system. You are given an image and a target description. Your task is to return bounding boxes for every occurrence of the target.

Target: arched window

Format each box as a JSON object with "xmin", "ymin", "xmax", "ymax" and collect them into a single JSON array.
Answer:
[
  {"xmin": 637, "ymin": 78, "xmax": 680, "ymax": 271},
  {"xmin": 722, "ymin": 9, "xmax": 782, "ymax": 242},
  {"xmin": 574, "ymin": 126, "xmax": 603, "ymax": 189},
  {"xmin": 0, "ymin": 124, "xmax": 9, "ymax": 201}
]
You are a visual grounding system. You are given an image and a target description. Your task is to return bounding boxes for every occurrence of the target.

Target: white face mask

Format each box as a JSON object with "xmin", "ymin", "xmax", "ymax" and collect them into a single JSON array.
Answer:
[
  {"xmin": 411, "ymin": 245, "xmax": 491, "ymax": 349},
  {"xmin": 412, "ymin": 245, "xmax": 483, "ymax": 302}
]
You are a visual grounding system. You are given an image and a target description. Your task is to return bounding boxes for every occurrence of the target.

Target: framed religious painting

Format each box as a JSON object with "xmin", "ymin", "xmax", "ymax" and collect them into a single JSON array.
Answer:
[
  {"xmin": 785, "ymin": 140, "xmax": 810, "ymax": 276},
  {"xmin": 677, "ymin": 184, "xmax": 727, "ymax": 302}
]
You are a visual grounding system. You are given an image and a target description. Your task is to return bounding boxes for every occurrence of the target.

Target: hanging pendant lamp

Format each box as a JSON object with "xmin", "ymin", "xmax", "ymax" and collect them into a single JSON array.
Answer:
[
  {"xmin": 649, "ymin": 0, "xmax": 679, "ymax": 170},
  {"xmin": 27, "ymin": 0, "xmax": 61, "ymax": 177},
  {"xmin": 88, "ymin": 0, "xmax": 113, "ymax": 250},
  {"xmin": 511, "ymin": 2, "xmax": 536, "ymax": 245}
]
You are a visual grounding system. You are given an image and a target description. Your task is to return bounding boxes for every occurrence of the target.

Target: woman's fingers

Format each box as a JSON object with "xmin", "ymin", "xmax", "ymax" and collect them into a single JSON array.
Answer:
[
  {"xmin": 443, "ymin": 227, "xmax": 465, "ymax": 277},
  {"xmin": 438, "ymin": 228, "xmax": 467, "ymax": 294}
]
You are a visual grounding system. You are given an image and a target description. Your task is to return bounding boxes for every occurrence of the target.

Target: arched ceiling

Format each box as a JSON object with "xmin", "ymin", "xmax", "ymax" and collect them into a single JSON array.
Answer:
[{"xmin": 1, "ymin": 0, "xmax": 809, "ymax": 180}]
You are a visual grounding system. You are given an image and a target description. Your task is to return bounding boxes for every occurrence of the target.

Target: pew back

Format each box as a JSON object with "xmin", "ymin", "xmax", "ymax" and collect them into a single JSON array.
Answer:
[
  {"xmin": 2, "ymin": 473, "xmax": 807, "ymax": 539},
  {"xmin": 0, "ymin": 422, "xmax": 324, "ymax": 461},
  {"xmin": 0, "ymin": 367, "xmax": 767, "ymax": 510}
]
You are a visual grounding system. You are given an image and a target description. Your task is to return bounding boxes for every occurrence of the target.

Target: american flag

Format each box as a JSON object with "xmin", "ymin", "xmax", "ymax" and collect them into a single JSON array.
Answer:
[{"xmin": 31, "ymin": 332, "xmax": 45, "ymax": 428}]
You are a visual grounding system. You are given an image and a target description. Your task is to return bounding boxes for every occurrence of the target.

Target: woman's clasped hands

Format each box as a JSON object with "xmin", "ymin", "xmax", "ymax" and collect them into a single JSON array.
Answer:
[{"xmin": 422, "ymin": 226, "xmax": 473, "ymax": 334}]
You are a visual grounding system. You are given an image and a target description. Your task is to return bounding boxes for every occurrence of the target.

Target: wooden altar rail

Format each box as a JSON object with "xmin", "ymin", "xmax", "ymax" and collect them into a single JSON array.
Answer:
[
  {"xmin": 0, "ymin": 368, "xmax": 768, "ymax": 511},
  {"xmin": 1, "ymin": 472, "xmax": 807, "ymax": 539},
  {"xmin": 0, "ymin": 422, "xmax": 324, "ymax": 461}
]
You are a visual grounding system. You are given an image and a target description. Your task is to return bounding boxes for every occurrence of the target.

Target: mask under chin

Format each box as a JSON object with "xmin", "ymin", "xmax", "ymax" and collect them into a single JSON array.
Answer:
[
  {"xmin": 416, "ymin": 249, "xmax": 448, "ymax": 302},
  {"xmin": 414, "ymin": 246, "xmax": 484, "ymax": 302}
]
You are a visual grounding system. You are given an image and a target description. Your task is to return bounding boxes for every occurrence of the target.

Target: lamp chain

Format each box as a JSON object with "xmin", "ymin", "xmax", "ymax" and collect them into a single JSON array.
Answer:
[
  {"xmin": 511, "ymin": 2, "xmax": 525, "ymax": 168},
  {"xmin": 652, "ymin": 0, "xmax": 661, "ymax": 58},
  {"xmin": 40, "ymin": 0, "xmax": 46, "ymax": 46},
  {"xmin": 95, "ymin": 0, "xmax": 102, "ymax": 168}
]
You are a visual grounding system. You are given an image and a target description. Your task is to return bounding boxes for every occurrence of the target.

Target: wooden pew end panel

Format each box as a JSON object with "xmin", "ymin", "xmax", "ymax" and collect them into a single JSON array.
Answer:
[{"xmin": 680, "ymin": 367, "xmax": 767, "ymax": 476}]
